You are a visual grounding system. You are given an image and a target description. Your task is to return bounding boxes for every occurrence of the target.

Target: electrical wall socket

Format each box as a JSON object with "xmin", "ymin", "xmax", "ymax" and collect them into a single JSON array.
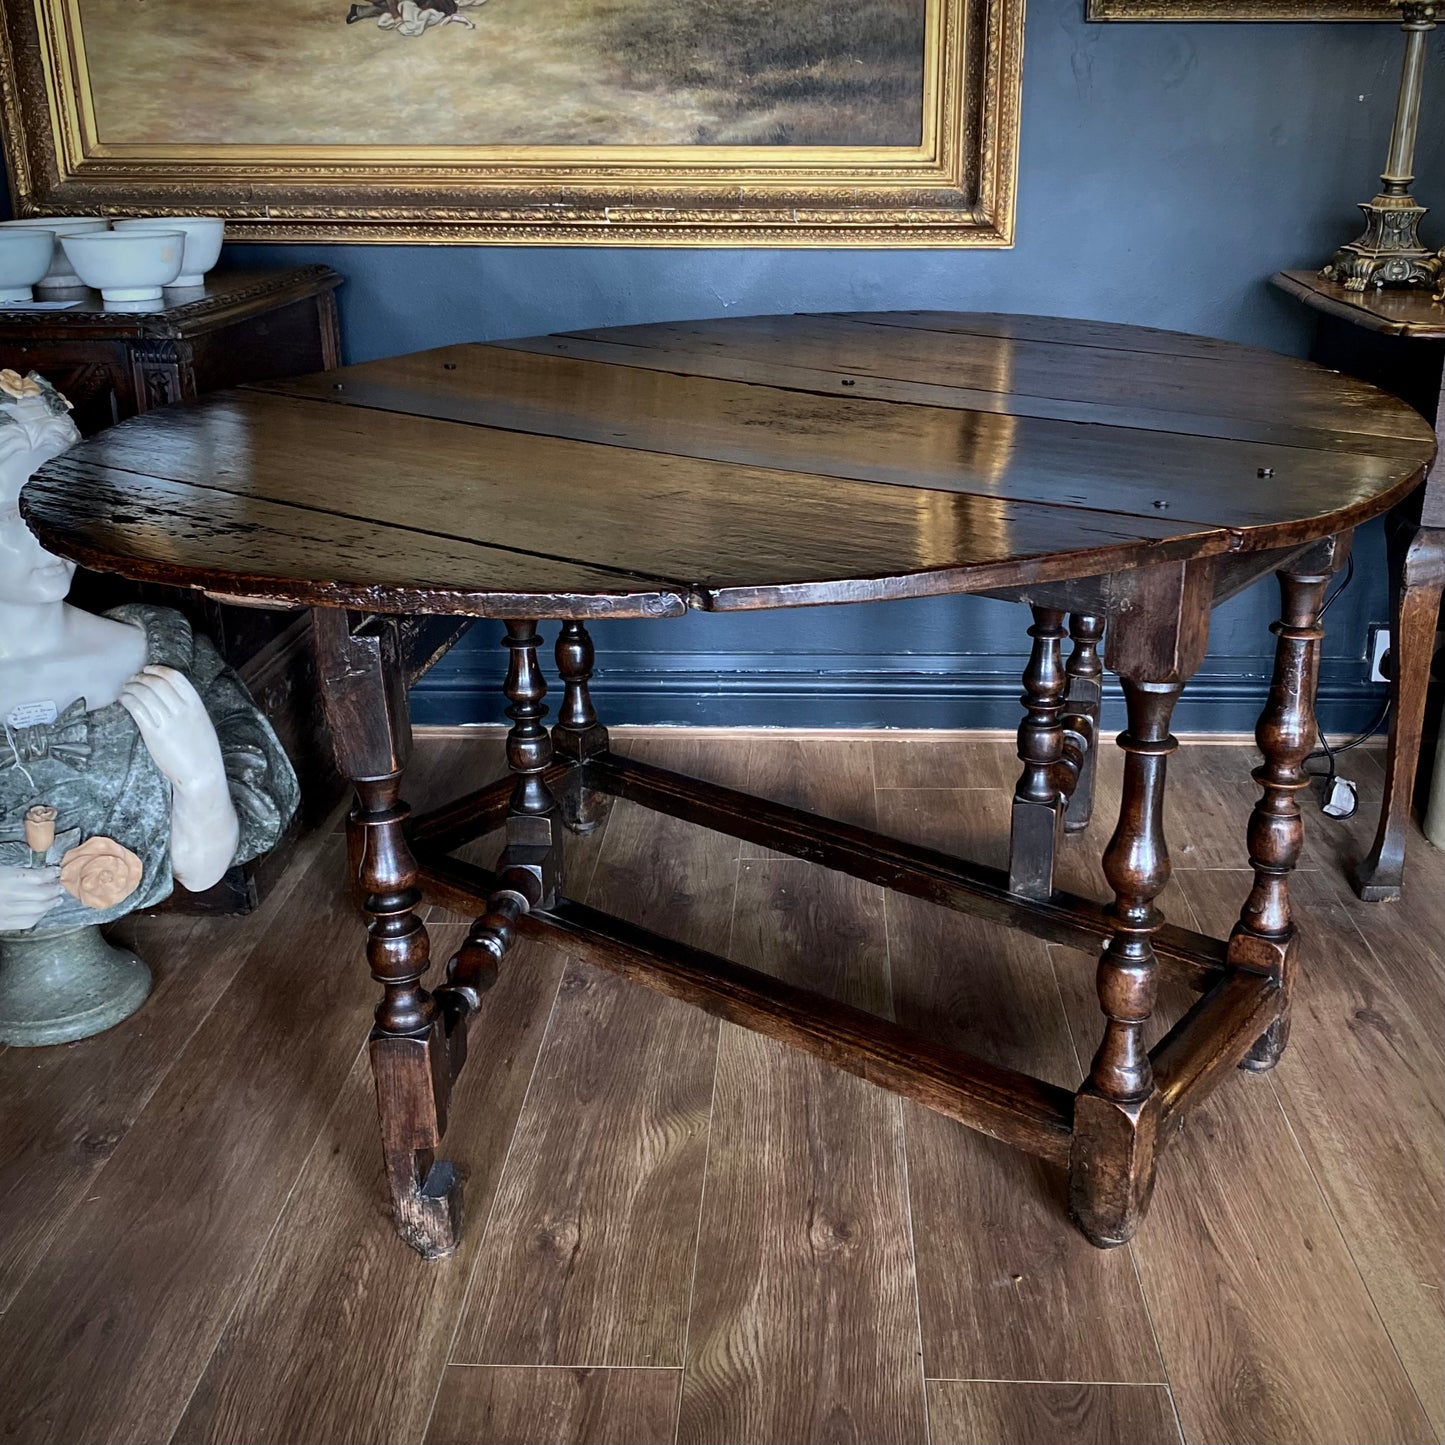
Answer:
[{"xmin": 1367, "ymin": 624, "xmax": 1392, "ymax": 683}]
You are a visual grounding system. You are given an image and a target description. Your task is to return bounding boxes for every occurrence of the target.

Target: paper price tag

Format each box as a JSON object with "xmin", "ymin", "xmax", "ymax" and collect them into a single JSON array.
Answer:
[{"xmin": 6, "ymin": 700, "xmax": 59, "ymax": 729}]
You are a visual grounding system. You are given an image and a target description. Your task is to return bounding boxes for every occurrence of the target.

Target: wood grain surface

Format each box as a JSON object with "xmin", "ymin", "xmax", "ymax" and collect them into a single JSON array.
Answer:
[
  {"xmin": 0, "ymin": 835, "xmax": 376, "ymax": 1445},
  {"xmin": 425, "ymin": 1367, "xmax": 681, "ymax": 1445},
  {"xmin": 875, "ymin": 786, "xmax": 1166, "ymax": 1386},
  {"xmin": 450, "ymin": 739, "xmax": 744, "ymax": 1369},
  {"xmin": 22, "ymin": 312, "xmax": 1435, "ymax": 618},
  {"xmin": 927, "ymin": 1380, "xmax": 1183, "ymax": 1445},
  {"xmin": 0, "ymin": 734, "xmax": 1437, "ymax": 1445},
  {"xmin": 174, "ymin": 923, "xmax": 570, "ymax": 1445}
]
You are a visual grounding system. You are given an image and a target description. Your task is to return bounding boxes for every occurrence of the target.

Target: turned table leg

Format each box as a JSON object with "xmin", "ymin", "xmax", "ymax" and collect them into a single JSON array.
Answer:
[
  {"xmin": 1234, "ymin": 561, "xmax": 1332, "ymax": 1070},
  {"xmin": 314, "ymin": 609, "xmax": 462, "ymax": 1259},
  {"xmin": 1351, "ymin": 519, "xmax": 1445, "ymax": 902},
  {"xmin": 1070, "ymin": 560, "xmax": 1211, "ymax": 1248},
  {"xmin": 1070, "ymin": 678, "xmax": 1182, "ymax": 1246},
  {"xmin": 446, "ymin": 621, "xmax": 566, "ymax": 999},
  {"xmin": 1009, "ymin": 606, "xmax": 1069, "ymax": 898},
  {"xmin": 1062, "ymin": 614, "xmax": 1105, "ymax": 834},
  {"xmin": 552, "ymin": 620, "xmax": 612, "ymax": 834}
]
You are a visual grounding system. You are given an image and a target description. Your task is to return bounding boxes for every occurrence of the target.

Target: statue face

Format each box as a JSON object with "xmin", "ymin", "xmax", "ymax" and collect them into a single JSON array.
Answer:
[{"xmin": 0, "ymin": 504, "xmax": 73, "ymax": 606}]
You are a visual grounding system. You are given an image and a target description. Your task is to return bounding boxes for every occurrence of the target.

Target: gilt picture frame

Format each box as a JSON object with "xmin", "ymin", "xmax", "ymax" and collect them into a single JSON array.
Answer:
[{"xmin": 0, "ymin": 0, "xmax": 1023, "ymax": 247}]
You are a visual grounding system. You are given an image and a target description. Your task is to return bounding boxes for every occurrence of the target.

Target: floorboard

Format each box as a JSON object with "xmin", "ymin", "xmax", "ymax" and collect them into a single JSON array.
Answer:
[
  {"xmin": 0, "ymin": 835, "xmax": 376, "ymax": 1445},
  {"xmin": 678, "ymin": 859, "xmax": 927, "ymax": 1444},
  {"xmin": 449, "ymin": 740, "xmax": 739, "ymax": 1369},
  {"xmin": 424, "ymin": 1366, "xmax": 681, "ymax": 1445},
  {"xmin": 1178, "ymin": 866, "xmax": 1444, "ymax": 1440},
  {"xmin": 172, "ymin": 927, "xmax": 570, "ymax": 1445},
  {"xmin": 876, "ymin": 785, "xmax": 1166, "ymax": 1388},
  {"xmin": 926, "ymin": 1380, "xmax": 1183, "ymax": 1445},
  {"xmin": 1052, "ymin": 886, "xmax": 1434, "ymax": 1444}
]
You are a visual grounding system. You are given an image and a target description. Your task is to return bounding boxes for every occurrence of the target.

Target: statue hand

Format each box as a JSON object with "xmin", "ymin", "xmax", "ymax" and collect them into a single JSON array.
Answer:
[
  {"xmin": 119, "ymin": 665, "xmax": 227, "ymax": 794},
  {"xmin": 0, "ymin": 864, "xmax": 64, "ymax": 932}
]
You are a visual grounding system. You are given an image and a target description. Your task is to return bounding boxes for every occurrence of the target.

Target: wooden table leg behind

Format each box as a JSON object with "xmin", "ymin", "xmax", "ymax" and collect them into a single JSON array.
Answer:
[
  {"xmin": 1234, "ymin": 546, "xmax": 1340, "ymax": 1069},
  {"xmin": 552, "ymin": 620, "xmax": 612, "ymax": 834},
  {"xmin": 1070, "ymin": 562, "xmax": 1212, "ymax": 1248},
  {"xmin": 1351, "ymin": 518, "xmax": 1445, "ymax": 902},
  {"xmin": 446, "ymin": 621, "xmax": 566, "ymax": 993},
  {"xmin": 1062, "ymin": 613, "xmax": 1105, "ymax": 834},
  {"xmin": 1008, "ymin": 606, "xmax": 1069, "ymax": 898},
  {"xmin": 314, "ymin": 609, "xmax": 462, "ymax": 1259}
]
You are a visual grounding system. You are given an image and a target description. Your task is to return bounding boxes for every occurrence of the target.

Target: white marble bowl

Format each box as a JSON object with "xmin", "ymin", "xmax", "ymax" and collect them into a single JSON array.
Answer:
[
  {"xmin": 59, "ymin": 230, "xmax": 186, "ymax": 303},
  {"xmin": 0, "ymin": 228, "xmax": 58, "ymax": 303},
  {"xmin": 111, "ymin": 217, "xmax": 225, "ymax": 288},
  {"xmin": 0, "ymin": 217, "xmax": 109, "ymax": 290}
]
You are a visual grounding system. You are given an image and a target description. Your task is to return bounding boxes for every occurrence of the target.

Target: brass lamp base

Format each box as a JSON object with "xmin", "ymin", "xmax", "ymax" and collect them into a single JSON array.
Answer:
[
  {"xmin": 1324, "ymin": 197, "xmax": 1443, "ymax": 292},
  {"xmin": 1323, "ymin": 2, "xmax": 1439, "ymax": 292}
]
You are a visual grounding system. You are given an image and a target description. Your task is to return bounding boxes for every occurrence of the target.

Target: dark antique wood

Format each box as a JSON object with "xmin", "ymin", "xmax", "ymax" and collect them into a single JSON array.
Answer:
[
  {"xmin": 0, "ymin": 265, "xmax": 345, "ymax": 910},
  {"xmin": 20, "ymin": 311, "xmax": 1436, "ymax": 1257},
  {"xmin": 1273, "ymin": 270, "xmax": 1444, "ymax": 901}
]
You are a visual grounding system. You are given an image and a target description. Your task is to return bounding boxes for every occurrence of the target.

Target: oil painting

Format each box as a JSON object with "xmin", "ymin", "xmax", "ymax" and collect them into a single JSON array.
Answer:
[
  {"xmin": 79, "ymin": 0, "xmax": 928, "ymax": 148},
  {"xmin": 0, "ymin": 0, "xmax": 1023, "ymax": 243}
]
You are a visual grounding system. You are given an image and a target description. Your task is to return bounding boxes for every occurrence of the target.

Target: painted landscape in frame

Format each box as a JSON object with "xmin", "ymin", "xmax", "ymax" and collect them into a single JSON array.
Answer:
[
  {"xmin": 0, "ymin": 0, "xmax": 1023, "ymax": 244},
  {"xmin": 79, "ymin": 0, "xmax": 928, "ymax": 148}
]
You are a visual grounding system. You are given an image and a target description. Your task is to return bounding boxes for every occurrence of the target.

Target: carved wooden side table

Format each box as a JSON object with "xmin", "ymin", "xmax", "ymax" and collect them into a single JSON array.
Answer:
[
  {"xmin": 1274, "ymin": 271, "xmax": 1444, "ymax": 900},
  {"xmin": 21, "ymin": 312, "xmax": 1435, "ymax": 1255},
  {"xmin": 0, "ymin": 265, "xmax": 344, "ymax": 908}
]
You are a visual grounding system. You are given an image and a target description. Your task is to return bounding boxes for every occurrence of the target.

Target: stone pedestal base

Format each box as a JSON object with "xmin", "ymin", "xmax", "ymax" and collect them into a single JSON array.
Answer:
[{"xmin": 0, "ymin": 924, "xmax": 152, "ymax": 1047}]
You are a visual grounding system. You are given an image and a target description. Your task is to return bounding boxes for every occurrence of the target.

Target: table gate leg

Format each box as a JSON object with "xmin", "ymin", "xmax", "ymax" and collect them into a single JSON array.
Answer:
[
  {"xmin": 445, "ymin": 621, "xmax": 565, "ymax": 1000},
  {"xmin": 315, "ymin": 610, "xmax": 462, "ymax": 1259},
  {"xmin": 552, "ymin": 620, "xmax": 612, "ymax": 834},
  {"xmin": 1061, "ymin": 614, "xmax": 1105, "ymax": 834},
  {"xmin": 1009, "ymin": 606, "xmax": 1068, "ymax": 898},
  {"xmin": 1233, "ymin": 561, "xmax": 1332, "ymax": 1071}
]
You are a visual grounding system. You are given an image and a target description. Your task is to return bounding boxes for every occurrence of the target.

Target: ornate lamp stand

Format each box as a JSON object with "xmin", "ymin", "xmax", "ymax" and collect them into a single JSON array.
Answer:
[{"xmin": 1323, "ymin": 2, "xmax": 1442, "ymax": 292}]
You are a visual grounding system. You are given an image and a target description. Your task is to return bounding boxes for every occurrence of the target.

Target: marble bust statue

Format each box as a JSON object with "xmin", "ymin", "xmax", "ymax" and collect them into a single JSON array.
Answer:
[{"xmin": 0, "ymin": 370, "xmax": 299, "ymax": 1044}]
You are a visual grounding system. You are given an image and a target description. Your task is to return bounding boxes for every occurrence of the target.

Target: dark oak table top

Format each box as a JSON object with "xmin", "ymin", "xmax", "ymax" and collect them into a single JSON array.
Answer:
[{"xmin": 21, "ymin": 311, "xmax": 1438, "ymax": 618}]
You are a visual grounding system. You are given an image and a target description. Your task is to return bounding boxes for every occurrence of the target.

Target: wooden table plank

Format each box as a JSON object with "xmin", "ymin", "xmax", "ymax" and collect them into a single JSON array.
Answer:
[
  {"xmin": 258, "ymin": 345, "xmax": 1424, "ymax": 540},
  {"xmin": 835, "ymin": 308, "xmax": 1313, "ymax": 363},
  {"xmin": 33, "ymin": 393, "xmax": 1237, "ymax": 611},
  {"xmin": 565, "ymin": 314, "xmax": 1433, "ymax": 441},
  {"xmin": 24, "ymin": 458, "xmax": 689, "ymax": 619},
  {"xmin": 507, "ymin": 333, "xmax": 1433, "ymax": 462}
]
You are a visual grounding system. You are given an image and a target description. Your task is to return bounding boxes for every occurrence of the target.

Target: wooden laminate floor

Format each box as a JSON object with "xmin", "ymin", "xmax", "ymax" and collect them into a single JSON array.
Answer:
[{"xmin": 0, "ymin": 732, "xmax": 1440, "ymax": 1445}]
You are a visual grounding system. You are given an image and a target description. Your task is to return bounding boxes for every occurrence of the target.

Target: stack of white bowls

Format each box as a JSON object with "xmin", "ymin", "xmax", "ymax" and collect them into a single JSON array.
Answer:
[{"xmin": 0, "ymin": 216, "xmax": 225, "ymax": 305}]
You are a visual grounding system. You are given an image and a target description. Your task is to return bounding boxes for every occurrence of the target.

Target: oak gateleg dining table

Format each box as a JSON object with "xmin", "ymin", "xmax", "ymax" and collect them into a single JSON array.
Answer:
[{"xmin": 20, "ymin": 311, "xmax": 1436, "ymax": 1259}]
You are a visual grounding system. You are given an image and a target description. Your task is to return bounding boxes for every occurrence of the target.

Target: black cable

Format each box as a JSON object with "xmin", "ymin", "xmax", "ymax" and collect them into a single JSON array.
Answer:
[
  {"xmin": 1292, "ymin": 553, "xmax": 1385, "ymax": 816},
  {"xmin": 1305, "ymin": 697, "xmax": 1391, "ymax": 822},
  {"xmin": 1317, "ymin": 552, "xmax": 1354, "ymax": 620}
]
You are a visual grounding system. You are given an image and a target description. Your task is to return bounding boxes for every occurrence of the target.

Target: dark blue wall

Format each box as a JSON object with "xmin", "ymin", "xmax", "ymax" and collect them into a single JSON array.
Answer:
[{"xmin": 93, "ymin": 4, "xmax": 1445, "ymax": 728}]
